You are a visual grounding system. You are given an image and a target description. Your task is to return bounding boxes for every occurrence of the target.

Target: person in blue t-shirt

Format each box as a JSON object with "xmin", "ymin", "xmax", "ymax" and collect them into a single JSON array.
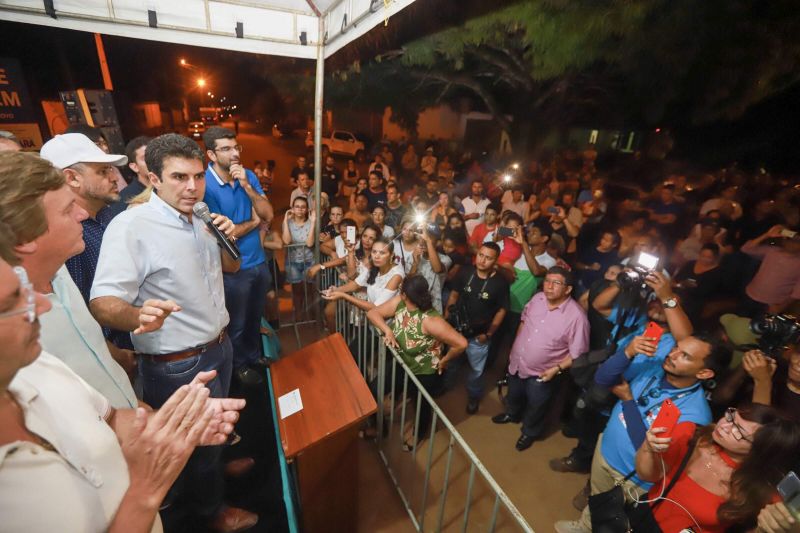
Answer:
[
  {"xmin": 202, "ymin": 127, "xmax": 274, "ymax": 386},
  {"xmin": 554, "ymin": 332, "xmax": 729, "ymax": 533},
  {"xmin": 551, "ymin": 269, "xmax": 693, "ymax": 476}
]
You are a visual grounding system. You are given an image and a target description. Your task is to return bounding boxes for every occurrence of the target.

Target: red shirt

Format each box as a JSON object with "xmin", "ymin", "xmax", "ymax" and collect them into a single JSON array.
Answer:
[
  {"xmin": 648, "ymin": 422, "xmax": 726, "ymax": 533},
  {"xmin": 469, "ymin": 223, "xmax": 495, "ymax": 248}
]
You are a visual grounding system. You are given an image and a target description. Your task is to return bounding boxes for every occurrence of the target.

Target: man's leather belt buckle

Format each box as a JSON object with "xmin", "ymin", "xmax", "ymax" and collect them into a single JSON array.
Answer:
[{"xmin": 143, "ymin": 329, "xmax": 227, "ymax": 363}]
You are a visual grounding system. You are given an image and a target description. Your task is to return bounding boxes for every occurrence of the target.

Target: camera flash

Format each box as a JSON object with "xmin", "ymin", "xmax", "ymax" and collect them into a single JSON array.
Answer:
[
  {"xmin": 512, "ymin": 163, "xmax": 519, "ymax": 170},
  {"xmin": 503, "ymin": 174, "xmax": 512, "ymax": 183},
  {"xmin": 414, "ymin": 213, "xmax": 425, "ymax": 225}
]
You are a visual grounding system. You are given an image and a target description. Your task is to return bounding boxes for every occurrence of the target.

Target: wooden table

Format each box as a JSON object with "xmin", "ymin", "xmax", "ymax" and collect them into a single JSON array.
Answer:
[{"xmin": 270, "ymin": 333, "xmax": 377, "ymax": 532}]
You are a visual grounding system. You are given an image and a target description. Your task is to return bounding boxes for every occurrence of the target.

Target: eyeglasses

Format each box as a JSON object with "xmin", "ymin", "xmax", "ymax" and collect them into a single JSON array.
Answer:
[
  {"xmin": 724, "ymin": 408, "xmax": 753, "ymax": 442},
  {"xmin": 0, "ymin": 267, "xmax": 36, "ymax": 323},
  {"xmin": 214, "ymin": 144, "xmax": 243, "ymax": 154},
  {"xmin": 543, "ymin": 278, "xmax": 566, "ymax": 287}
]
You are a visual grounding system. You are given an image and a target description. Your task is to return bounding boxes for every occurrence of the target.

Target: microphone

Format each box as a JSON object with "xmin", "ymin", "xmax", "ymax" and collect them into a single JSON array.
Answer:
[{"xmin": 192, "ymin": 202, "xmax": 241, "ymax": 260}]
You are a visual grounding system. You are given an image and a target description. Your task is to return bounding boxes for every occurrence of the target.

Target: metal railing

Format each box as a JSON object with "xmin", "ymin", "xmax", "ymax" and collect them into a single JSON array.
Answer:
[
  {"xmin": 326, "ymin": 272, "xmax": 535, "ymax": 533},
  {"xmin": 275, "ymin": 242, "xmax": 323, "ymax": 347}
]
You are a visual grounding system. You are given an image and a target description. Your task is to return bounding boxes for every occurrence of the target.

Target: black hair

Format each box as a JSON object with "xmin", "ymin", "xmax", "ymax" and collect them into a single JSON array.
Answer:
[
  {"xmin": 356, "ymin": 224, "xmax": 381, "ymax": 261},
  {"xmin": 144, "ymin": 134, "xmax": 204, "ymax": 181},
  {"xmin": 386, "ymin": 182, "xmax": 399, "ymax": 192},
  {"xmin": 267, "ymin": 159, "xmax": 276, "ymax": 170},
  {"xmin": 65, "ymin": 124, "xmax": 105, "ymax": 143},
  {"xmin": 356, "ymin": 191, "xmax": 369, "ymax": 201},
  {"xmin": 546, "ymin": 266, "xmax": 575, "ymax": 287},
  {"xmin": 366, "ymin": 236, "xmax": 395, "ymax": 285},
  {"xmin": 700, "ymin": 242, "xmax": 721, "ymax": 256},
  {"xmin": 503, "ymin": 212, "xmax": 524, "ymax": 226},
  {"xmin": 368, "ymin": 170, "xmax": 383, "ymax": 180},
  {"xmin": 693, "ymin": 332, "xmax": 731, "ymax": 378},
  {"xmin": 401, "ymin": 275, "xmax": 433, "ymax": 311},
  {"xmin": 340, "ymin": 218, "xmax": 357, "ymax": 228},
  {"xmin": 201, "ymin": 126, "xmax": 236, "ymax": 151},
  {"xmin": 291, "ymin": 195, "xmax": 309, "ymax": 207},
  {"xmin": 427, "ymin": 176, "xmax": 438, "ymax": 184},
  {"xmin": 372, "ymin": 204, "xmax": 386, "ymax": 214},
  {"xmin": 125, "ymin": 135, "xmax": 152, "ymax": 163},
  {"xmin": 600, "ymin": 229, "xmax": 621, "ymax": 247},
  {"xmin": 480, "ymin": 241, "xmax": 501, "ymax": 257},
  {"xmin": 485, "ymin": 203, "xmax": 500, "ymax": 214}
]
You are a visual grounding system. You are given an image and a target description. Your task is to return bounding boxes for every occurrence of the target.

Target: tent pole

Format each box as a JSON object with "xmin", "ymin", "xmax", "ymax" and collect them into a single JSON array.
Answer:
[{"xmin": 312, "ymin": 16, "xmax": 325, "ymax": 263}]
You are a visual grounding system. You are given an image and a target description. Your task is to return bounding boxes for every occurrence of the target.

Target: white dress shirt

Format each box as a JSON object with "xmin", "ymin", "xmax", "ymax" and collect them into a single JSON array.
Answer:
[
  {"xmin": 0, "ymin": 352, "xmax": 161, "ymax": 533},
  {"xmin": 40, "ymin": 266, "xmax": 137, "ymax": 408},
  {"xmin": 91, "ymin": 192, "xmax": 229, "ymax": 354}
]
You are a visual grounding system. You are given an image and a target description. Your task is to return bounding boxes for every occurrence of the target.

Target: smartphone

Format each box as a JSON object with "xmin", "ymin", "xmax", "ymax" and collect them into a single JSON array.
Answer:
[
  {"xmin": 346, "ymin": 226, "xmax": 356, "ymax": 245},
  {"xmin": 497, "ymin": 226, "xmax": 514, "ymax": 238},
  {"xmin": 652, "ymin": 399, "xmax": 681, "ymax": 438},
  {"xmin": 547, "ymin": 206, "xmax": 559, "ymax": 214},
  {"xmin": 777, "ymin": 471, "xmax": 800, "ymax": 518},
  {"xmin": 637, "ymin": 251, "xmax": 660, "ymax": 270},
  {"xmin": 643, "ymin": 321, "xmax": 665, "ymax": 343},
  {"xmin": 780, "ymin": 229, "xmax": 798, "ymax": 239}
]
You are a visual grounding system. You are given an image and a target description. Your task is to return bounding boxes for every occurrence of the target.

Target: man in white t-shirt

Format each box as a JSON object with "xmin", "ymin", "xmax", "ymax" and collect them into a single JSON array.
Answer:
[{"xmin": 461, "ymin": 180, "xmax": 491, "ymax": 236}]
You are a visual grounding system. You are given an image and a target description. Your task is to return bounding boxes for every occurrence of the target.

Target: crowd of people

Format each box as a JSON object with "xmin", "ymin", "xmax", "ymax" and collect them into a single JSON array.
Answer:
[{"xmin": 0, "ymin": 124, "xmax": 799, "ymax": 533}]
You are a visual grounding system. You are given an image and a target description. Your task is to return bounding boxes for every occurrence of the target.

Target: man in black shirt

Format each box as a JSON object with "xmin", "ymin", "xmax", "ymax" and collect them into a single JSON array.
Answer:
[
  {"xmin": 320, "ymin": 155, "xmax": 341, "ymax": 200},
  {"xmin": 290, "ymin": 155, "xmax": 309, "ymax": 189},
  {"xmin": 444, "ymin": 242, "xmax": 509, "ymax": 414}
]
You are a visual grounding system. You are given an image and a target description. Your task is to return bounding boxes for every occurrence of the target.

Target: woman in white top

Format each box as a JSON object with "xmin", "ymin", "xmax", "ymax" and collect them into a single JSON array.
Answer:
[{"xmin": 322, "ymin": 237, "xmax": 404, "ymax": 311}]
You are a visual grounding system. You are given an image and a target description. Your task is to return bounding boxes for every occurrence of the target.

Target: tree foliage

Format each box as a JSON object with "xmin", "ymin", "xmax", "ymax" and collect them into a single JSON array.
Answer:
[{"xmin": 327, "ymin": 0, "xmax": 800, "ymax": 143}]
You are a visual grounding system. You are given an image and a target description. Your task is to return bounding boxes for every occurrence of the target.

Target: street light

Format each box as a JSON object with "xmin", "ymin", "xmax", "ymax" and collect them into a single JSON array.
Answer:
[{"xmin": 180, "ymin": 58, "xmax": 187, "ymax": 66}]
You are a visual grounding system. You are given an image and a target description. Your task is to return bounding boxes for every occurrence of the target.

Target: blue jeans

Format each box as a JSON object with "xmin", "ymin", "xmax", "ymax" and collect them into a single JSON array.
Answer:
[
  {"xmin": 138, "ymin": 336, "xmax": 233, "ymax": 518},
  {"xmin": 223, "ymin": 262, "xmax": 271, "ymax": 369},
  {"xmin": 465, "ymin": 337, "xmax": 491, "ymax": 400},
  {"xmin": 505, "ymin": 372, "xmax": 559, "ymax": 438}
]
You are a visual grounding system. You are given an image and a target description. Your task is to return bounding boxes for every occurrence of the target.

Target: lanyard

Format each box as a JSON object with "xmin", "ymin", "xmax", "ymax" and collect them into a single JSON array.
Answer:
[
  {"xmin": 636, "ymin": 375, "xmax": 701, "ymax": 410},
  {"xmin": 464, "ymin": 270, "xmax": 491, "ymax": 298}
]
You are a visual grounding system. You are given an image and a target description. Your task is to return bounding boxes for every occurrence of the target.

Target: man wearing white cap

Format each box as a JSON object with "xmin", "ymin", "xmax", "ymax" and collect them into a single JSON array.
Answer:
[{"xmin": 40, "ymin": 133, "xmax": 137, "ymax": 363}]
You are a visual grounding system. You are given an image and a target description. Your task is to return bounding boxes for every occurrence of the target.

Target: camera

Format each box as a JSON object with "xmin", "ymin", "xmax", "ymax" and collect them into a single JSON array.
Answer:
[
  {"xmin": 497, "ymin": 226, "xmax": 515, "ymax": 238},
  {"xmin": 414, "ymin": 222, "xmax": 441, "ymax": 239},
  {"xmin": 617, "ymin": 251, "xmax": 660, "ymax": 290},
  {"xmin": 447, "ymin": 302, "xmax": 475, "ymax": 338},
  {"xmin": 321, "ymin": 224, "xmax": 338, "ymax": 238},
  {"xmin": 750, "ymin": 313, "xmax": 800, "ymax": 357}
]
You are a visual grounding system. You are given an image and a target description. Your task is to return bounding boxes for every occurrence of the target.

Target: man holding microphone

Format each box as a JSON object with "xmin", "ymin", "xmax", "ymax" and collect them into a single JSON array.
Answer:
[
  {"xmin": 89, "ymin": 133, "xmax": 257, "ymax": 532},
  {"xmin": 202, "ymin": 126, "xmax": 274, "ymax": 386}
]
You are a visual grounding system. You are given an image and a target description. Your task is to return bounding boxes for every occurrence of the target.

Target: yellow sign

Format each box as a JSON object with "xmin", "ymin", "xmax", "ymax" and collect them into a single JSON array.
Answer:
[{"xmin": 1, "ymin": 123, "xmax": 44, "ymax": 151}]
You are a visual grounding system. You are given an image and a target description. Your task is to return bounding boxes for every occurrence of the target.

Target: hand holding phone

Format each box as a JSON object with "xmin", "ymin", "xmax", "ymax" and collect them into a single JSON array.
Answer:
[
  {"xmin": 651, "ymin": 399, "xmax": 681, "ymax": 439},
  {"xmin": 778, "ymin": 471, "xmax": 800, "ymax": 519},
  {"xmin": 643, "ymin": 321, "xmax": 665, "ymax": 344},
  {"xmin": 346, "ymin": 226, "xmax": 357, "ymax": 245}
]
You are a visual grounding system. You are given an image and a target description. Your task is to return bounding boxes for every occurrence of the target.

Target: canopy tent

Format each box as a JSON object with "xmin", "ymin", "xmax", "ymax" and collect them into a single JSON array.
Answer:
[
  {"xmin": 0, "ymin": 0, "xmax": 419, "ymax": 257},
  {"xmin": 0, "ymin": 0, "xmax": 415, "ymax": 59}
]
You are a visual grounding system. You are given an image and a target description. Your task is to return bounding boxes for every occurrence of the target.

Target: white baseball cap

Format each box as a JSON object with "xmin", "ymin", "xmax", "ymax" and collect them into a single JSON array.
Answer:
[{"xmin": 40, "ymin": 133, "xmax": 127, "ymax": 170}]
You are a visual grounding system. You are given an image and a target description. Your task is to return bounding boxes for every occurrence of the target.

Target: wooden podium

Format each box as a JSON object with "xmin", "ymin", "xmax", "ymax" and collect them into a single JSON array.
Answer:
[{"xmin": 270, "ymin": 333, "xmax": 377, "ymax": 532}]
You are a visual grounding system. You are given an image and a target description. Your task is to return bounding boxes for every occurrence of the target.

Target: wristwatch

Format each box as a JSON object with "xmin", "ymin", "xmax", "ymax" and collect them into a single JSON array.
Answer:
[
  {"xmin": 662, "ymin": 297, "xmax": 678, "ymax": 309},
  {"xmin": 320, "ymin": 264, "xmax": 327, "ymax": 270}
]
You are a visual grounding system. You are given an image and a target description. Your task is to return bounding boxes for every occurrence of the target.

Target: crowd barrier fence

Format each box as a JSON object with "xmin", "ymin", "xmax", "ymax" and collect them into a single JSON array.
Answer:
[{"xmin": 314, "ymin": 257, "xmax": 534, "ymax": 533}]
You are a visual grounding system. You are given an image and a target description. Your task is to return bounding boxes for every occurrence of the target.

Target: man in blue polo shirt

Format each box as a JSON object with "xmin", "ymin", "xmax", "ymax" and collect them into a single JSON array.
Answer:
[
  {"xmin": 203, "ymin": 127, "xmax": 274, "ymax": 385},
  {"xmin": 554, "ymin": 332, "xmax": 727, "ymax": 533}
]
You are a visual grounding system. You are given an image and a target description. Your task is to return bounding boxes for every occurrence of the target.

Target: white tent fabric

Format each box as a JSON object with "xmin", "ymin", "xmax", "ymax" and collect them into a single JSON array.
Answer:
[{"xmin": 0, "ymin": 0, "xmax": 417, "ymax": 59}]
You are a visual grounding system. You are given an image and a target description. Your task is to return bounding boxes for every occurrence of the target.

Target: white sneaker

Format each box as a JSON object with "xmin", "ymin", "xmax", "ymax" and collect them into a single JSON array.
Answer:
[{"xmin": 553, "ymin": 520, "xmax": 590, "ymax": 533}]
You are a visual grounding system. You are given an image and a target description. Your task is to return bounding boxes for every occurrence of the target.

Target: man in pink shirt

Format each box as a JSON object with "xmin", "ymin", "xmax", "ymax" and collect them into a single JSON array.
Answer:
[
  {"xmin": 741, "ymin": 224, "xmax": 800, "ymax": 316},
  {"xmin": 492, "ymin": 266, "xmax": 589, "ymax": 451}
]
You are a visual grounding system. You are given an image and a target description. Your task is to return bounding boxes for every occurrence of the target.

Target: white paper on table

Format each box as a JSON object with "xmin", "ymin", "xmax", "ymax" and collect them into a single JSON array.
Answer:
[{"xmin": 278, "ymin": 388, "xmax": 304, "ymax": 419}]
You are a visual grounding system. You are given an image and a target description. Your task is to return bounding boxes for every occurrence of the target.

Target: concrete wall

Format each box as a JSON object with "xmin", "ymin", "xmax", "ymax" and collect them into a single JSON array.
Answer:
[{"xmin": 382, "ymin": 105, "xmax": 463, "ymax": 141}]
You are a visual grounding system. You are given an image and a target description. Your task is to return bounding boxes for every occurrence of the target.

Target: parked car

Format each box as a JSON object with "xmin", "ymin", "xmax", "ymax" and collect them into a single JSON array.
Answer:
[
  {"xmin": 309, "ymin": 130, "xmax": 365, "ymax": 160},
  {"xmin": 188, "ymin": 121, "xmax": 205, "ymax": 139}
]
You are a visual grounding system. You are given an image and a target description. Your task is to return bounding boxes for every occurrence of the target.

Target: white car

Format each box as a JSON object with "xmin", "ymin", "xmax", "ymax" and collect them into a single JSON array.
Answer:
[{"xmin": 315, "ymin": 130, "xmax": 365, "ymax": 159}]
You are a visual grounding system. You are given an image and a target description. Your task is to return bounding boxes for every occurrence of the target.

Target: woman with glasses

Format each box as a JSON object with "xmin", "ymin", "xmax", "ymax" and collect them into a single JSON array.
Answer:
[
  {"xmin": 282, "ymin": 195, "xmax": 316, "ymax": 321},
  {"xmin": 634, "ymin": 403, "xmax": 800, "ymax": 532}
]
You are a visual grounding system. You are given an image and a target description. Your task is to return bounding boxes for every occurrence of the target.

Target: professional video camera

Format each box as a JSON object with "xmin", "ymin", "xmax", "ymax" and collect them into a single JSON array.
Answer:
[
  {"xmin": 750, "ymin": 313, "xmax": 800, "ymax": 358},
  {"xmin": 617, "ymin": 251, "xmax": 660, "ymax": 291}
]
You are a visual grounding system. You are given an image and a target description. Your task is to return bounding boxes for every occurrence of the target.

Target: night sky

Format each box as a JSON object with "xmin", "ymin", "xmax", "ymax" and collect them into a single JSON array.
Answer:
[{"xmin": 2, "ymin": 12, "xmax": 800, "ymax": 172}]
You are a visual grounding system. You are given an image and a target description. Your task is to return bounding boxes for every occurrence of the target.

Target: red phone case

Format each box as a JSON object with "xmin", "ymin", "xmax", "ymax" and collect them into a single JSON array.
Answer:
[
  {"xmin": 644, "ymin": 321, "xmax": 664, "ymax": 342},
  {"xmin": 652, "ymin": 399, "xmax": 681, "ymax": 437}
]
